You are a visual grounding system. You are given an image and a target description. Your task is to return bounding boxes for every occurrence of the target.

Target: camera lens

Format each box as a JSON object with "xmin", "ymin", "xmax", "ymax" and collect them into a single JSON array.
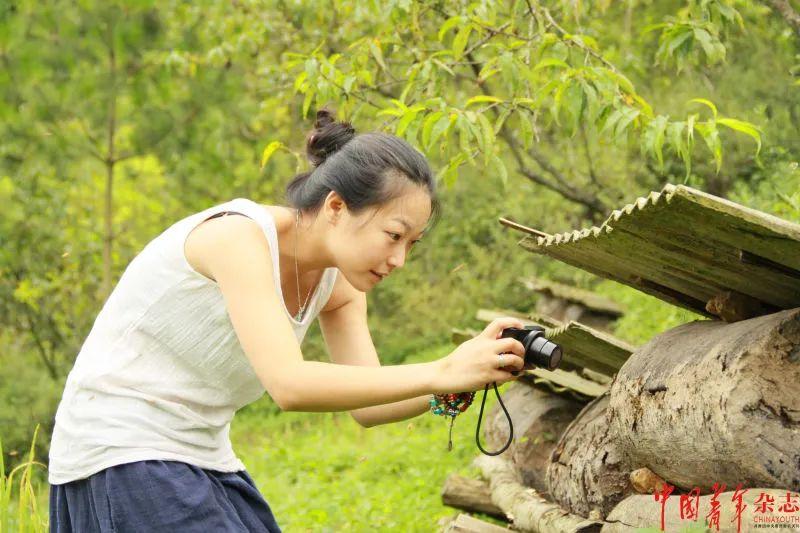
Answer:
[{"xmin": 500, "ymin": 326, "xmax": 562, "ymax": 371}]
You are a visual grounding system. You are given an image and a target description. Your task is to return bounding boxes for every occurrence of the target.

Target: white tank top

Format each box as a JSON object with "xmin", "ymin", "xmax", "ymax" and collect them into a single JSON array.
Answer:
[{"xmin": 48, "ymin": 198, "xmax": 338, "ymax": 484}]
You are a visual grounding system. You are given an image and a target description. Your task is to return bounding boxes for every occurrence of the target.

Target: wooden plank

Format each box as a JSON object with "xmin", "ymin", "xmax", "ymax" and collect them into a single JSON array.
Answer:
[
  {"xmin": 509, "ymin": 184, "xmax": 800, "ymax": 318},
  {"xmin": 520, "ymin": 277, "xmax": 624, "ymax": 316},
  {"xmin": 526, "ymin": 368, "xmax": 607, "ymax": 398},
  {"xmin": 475, "ymin": 310, "xmax": 635, "ymax": 376}
]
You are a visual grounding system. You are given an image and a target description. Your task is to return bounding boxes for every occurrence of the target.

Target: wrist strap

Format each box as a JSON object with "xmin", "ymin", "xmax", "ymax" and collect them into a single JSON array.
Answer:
[{"xmin": 475, "ymin": 382, "xmax": 514, "ymax": 456}]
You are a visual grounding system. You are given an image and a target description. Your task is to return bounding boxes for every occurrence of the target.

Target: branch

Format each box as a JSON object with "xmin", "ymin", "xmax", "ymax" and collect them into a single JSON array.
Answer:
[
  {"xmin": 502, "ymin": 129, "xmax": 607, "ymax": 217},
  {"xmin": 764, "ymin": 0, "xmax": 800, "ymax": 37}
]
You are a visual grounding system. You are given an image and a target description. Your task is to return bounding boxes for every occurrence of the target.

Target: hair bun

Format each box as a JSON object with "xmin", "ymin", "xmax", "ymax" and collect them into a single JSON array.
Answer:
[{"xmin": 306, "ymin": 108, "xmax": 356, "ymax": 167}]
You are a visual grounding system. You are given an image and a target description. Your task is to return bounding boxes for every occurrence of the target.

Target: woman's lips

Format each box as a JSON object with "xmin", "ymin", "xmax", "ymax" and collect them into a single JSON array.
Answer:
[{"xmin": 370, "ymin": 270, "xmax": 385, "ymax": 281}]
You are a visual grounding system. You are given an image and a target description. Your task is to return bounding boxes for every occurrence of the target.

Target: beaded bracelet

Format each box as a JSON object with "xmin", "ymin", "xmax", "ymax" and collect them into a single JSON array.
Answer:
[{"xmin": 429, "ymin": 392, "xmax": 476, "ymax": 451}]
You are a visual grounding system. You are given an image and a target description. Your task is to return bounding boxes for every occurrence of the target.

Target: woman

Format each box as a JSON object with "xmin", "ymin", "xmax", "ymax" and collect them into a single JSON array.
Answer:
[{"xmin": 48, "ymin": 109, "xmax": 527, "ymax": 532}]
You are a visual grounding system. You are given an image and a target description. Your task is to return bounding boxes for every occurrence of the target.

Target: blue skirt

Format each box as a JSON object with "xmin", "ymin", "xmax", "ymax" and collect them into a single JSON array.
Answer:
[{"xmin": 49, "ymin": 460, "xmax": 282, "ymax": 532}]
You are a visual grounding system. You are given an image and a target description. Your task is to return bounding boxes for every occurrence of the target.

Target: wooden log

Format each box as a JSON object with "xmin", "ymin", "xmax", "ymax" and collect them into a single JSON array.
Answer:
[
  {"xmin": 545, "ymin": 392, "xmax": 633, "ymax": 518},
  {"xmin": 607, "ymin": 308, "xmax": 800, "ymax": 492},
  {"xmin": 474, "ymin": 454, "xmax": 603, "ymax": 532},
  {"xmin": 602, "ymin": 488, "xmax": 800, "ymax": 532},
  {"xmin": 442, "ymin": 513, "xmax": 513, "ymax": 532},
  {"xmin": 546, "ymin": 309, "xmax": 800, "ymax": 518},
  {"xmin": 482, "ymin": 381, "xmax": 584, "ymax": 495},
  {"xmin": 442, "ymin": 474, "xmax": 506, "ymax": 519}
]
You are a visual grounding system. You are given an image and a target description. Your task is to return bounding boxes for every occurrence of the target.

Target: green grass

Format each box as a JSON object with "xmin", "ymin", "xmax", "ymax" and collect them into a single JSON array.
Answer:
[{"xmin": 1, "ymin": 426, "xmax": 49, "ymax": 533}]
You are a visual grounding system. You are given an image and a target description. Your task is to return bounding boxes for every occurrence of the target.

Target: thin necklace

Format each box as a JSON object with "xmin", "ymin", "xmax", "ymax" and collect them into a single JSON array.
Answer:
[{"xmin": 293, "ymin": 209, "xmax": 315, "ymax": 322}]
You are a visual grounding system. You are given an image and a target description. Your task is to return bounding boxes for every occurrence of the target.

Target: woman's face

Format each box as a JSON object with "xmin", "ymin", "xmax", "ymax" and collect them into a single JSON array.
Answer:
[{"xmin": 327, "ymin": 186, "xmax": 432, "ymax": 292}]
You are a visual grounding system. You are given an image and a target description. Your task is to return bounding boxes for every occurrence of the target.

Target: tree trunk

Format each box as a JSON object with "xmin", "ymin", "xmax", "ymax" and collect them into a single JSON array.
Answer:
[
  {"xmin": 546, "ymin": 309, "xmax": 800, "ymax": 519},
  {"xmin": 607, "ymin": 308, "xmax": 800, "ymax": 493},
  {"xmin": 482, "ymin": 381, "xmax": 584, "ymax": 495},
  {"xmin": 545, "ymin": 393, "xmax": 633, "ymax": 518}
]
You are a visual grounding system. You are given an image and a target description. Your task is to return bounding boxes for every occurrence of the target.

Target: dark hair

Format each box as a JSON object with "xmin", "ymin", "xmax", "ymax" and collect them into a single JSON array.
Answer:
[{"xmin": 285, "ymin": 108, "xmax": 441, "ymax": 227}]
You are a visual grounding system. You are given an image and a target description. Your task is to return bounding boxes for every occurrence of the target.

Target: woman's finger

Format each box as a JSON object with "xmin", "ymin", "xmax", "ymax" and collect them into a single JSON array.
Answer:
[{"xmin": 479, "ymin": 317, "xmax": 525, "ymax": 340}]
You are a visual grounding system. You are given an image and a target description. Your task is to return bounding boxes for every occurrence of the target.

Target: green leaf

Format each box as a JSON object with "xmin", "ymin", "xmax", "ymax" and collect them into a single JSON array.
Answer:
[
  {"xmin": 302, "ymin": 90, "xmax": 314, "ymax": 119},
  {"xmin": 396, "ymin": 108, "xmax": 422, "ymax": 137},
  {"xmin": 494, "ymin": 106, "xmax": 513, "ymax": 134},
  {"xmin": 667, "ymin": 120, "xmax": 692, "ymax": 178},
  {"xmin": 519, "ymin": 113, "xmax": 534, "ymax": 149},
  {"xmin": 260, "ymin": 141, "xmax": 284, "ymax": 169},
  {"xmin": 476, "ymin": 112, "xmax": 495, "ymax": 165},
  {"xmin": 562, "ymin": 82, "xmax": 584, "ymax": 134},
  {"xmin": 342, "ymin": 75, "xmax": 357, "ymax": 94},
  {"xmin": 604, "ymin": 68, "xmax": 636, "ymax": 95},
  {"xmin": 643, "ymin": 115, "xmax": 668, "ymax": 168},
  {"xmin": 370, "ymin": 39, "xmax": 388, "ymax": 71},
  {"xmin": 689, "ymin": 98, "xmax": 718, "ymax": 120},
  {"xmin": 437, "ymin": 154, "xmax": 465, "ymax": 189},
  {"xmin": 456, "ymin": 115, "xmax": 476, "ymax": 166},
  {"xmin": 466, "ymin": 95, "xmax": 503, "ymax": 106},
  {"xmin": 438, "ymin": 16, "xmax": 464, "ymax": 42},
  {"xmin": 614, "ymin": 107, "xmax": 640, "ymax": 141},
  {"xmin": 431, "ymin": 58, "xmax": 455, "ymax": 76},
  {"xmin": 293, "ymin": 71, "xmax": 308, "ymax": 93},
  {"xmin": 717, "ymin": 118, "xmax": 762, "ymax": 156},
  {"xmin": 490, "ymin": 154, "xmax": 508, "ymax": 187},
  {"xmin": 452, "ymin": 24, "xmax": 473, "ymax": 61},
  {"xmin": 533, "ymin": 58, "xmax": 569, "ymax": 71},
  {"xmin": 421, "ymin": 111, "xmax": 444, "ymax": 150},
  {"xmin": 667, "ymin": 27, "xmax": 693, "ymax": 56},
  {"xmin": 696, "ymin": 122, "xmax": 723, "ymax": 173},
  {"xmin": 430, "ymin": 113, "xmax": 455, "ymax": 149}
]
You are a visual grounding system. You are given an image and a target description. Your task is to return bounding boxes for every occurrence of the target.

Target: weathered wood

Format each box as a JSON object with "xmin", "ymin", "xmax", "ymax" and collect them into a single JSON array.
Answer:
[
  {"xmin": 607, "ymin": 308, "xmax": 800, "ymax": 492},
  {"xmin": 442, "ymin": 474, "xmax": 506, "ymax": 519},
  {"xmin": 453, "ymin": 328, "xmax": 607, "ymax": 402},
  {"xmin": 546, "ymin": 393, "xmax": 633, "ymax": 518},
  {"xmin": 475, "ymin": 309, "xmax": 633, "ymax": 376},
  {"xmin": 474, "ymin": 454, "xmax": 603, "ymax": 533},
  {"xmin": 515, "ymin": 184, "xmax": 800, "ymax": 318},
  {"xmin": 476, "ymin": 308, "xmax": 562, "ymax": 329},
  {"xmin": 442, "ymin": 513, "xmax": 513, "ymax": 532},
  {"xmin": 521, "ymin": 277, "xmax": 624, "ymax": 332},
  {"xmin": 546, "ymin": 309, "xmax": 800, "ymax": 518},
  {"xmin": 521, "ymin": 278, "xmax": 624, "ymax": 317},
  {"xmin": 524, "ymin": 368, "xmax": 608, "ymax": 399},
  {"xmin": 706, "ymin": 289, "xmax": 766, "ymax": 322},
  {"xmin": 602, "ymin": 488, "xmax": 800, "ymax": 532},
  {"xmin": 482, "ymin": 381, "xmax": 584, "ymax": 494}
]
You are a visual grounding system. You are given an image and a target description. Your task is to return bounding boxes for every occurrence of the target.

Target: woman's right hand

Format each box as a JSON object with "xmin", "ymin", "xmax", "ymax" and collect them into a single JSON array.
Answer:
[{"xmin": 430, "ymin": 317, "xmax": 527, "ymax": 394}]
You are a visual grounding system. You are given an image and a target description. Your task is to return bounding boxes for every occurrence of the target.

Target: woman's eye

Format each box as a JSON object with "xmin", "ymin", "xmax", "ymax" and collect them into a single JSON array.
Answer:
[{"xmin": 387, "ymin": 232, "xmax": 402, "ymax": 241}]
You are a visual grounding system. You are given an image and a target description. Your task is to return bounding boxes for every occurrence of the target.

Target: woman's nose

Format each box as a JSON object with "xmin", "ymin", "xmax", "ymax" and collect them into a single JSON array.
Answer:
[{"xmin": 387, "ymin": 249, "xmax": 406, "ymax": 269}]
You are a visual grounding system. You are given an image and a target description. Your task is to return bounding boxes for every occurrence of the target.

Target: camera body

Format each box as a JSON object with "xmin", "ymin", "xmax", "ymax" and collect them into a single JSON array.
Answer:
[{"xmin": 500, "ymin": 326, "xmax": 562, "ymax": 371}]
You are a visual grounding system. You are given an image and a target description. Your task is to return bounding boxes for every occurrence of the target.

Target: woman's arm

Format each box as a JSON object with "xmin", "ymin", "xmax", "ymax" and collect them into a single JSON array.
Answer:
[
  {"xmin": 318, "ymin": 286, "xmax": 431, "ymax": 427},
  {"xmin": 187, "ymin": 214, "xmax": 439, "ymax": 412}
]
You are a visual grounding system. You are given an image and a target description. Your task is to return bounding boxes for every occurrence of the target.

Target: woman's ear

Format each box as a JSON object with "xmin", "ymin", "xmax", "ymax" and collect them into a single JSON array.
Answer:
[{"xmin": 322, "ymin": 190, "xmax": 347, "ymax": 225}]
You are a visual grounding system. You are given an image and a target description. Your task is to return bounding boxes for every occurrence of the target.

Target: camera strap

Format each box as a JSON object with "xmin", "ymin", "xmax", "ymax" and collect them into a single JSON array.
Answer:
[{"xmin": 474, "ymin": 381, "xmax": 513, "ymax": 456}]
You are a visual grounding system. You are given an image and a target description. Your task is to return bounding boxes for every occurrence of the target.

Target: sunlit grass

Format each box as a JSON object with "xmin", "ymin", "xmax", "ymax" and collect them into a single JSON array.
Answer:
[{"xmin": 1, "ymin": 425, "xmax": 48, "ymax": 533}]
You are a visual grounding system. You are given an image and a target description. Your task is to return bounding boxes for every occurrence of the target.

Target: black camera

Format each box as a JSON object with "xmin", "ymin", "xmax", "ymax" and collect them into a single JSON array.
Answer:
[{"xmin": 500, "ymin": 326, "xmax": 562, "ymax": 371}]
